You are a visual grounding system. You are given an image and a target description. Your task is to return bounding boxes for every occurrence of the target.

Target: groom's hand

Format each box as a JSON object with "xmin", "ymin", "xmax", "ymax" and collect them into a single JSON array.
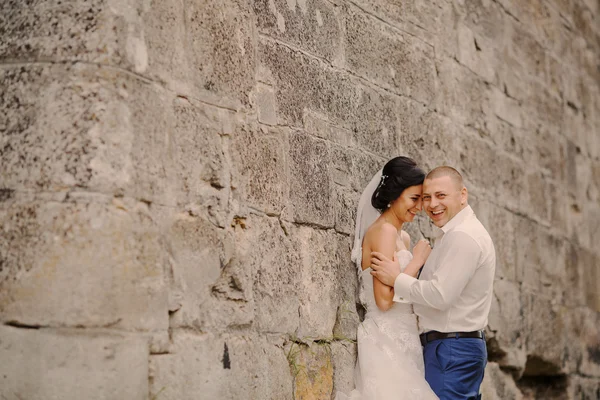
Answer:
[{"xmin": 370, "ymin": 252, "xmax": 401, "ymax": 286}]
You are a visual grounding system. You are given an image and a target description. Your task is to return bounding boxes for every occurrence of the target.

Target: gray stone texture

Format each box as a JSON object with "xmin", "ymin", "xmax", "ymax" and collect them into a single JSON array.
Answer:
[{"xmin": 1, "ymin": 0, "xmax": 599, "ymax": 399}]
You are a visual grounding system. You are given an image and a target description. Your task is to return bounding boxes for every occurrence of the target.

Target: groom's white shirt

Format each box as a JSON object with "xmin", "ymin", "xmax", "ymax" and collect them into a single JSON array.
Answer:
[{"xmin": 393, "ymin": 205, "xmax": 495, "ymax": 333}]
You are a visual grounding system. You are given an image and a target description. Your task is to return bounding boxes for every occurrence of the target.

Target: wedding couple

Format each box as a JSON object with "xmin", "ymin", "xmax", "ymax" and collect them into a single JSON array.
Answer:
[{"xmin": 337, "ymin": 157, "xmax": 496, "ymax": 400}]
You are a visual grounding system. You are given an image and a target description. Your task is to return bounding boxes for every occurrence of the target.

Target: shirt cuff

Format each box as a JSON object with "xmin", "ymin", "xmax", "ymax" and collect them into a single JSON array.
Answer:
[{"xmin": 393, "ymin": 273, "xmax": 417, "ymax": 303}]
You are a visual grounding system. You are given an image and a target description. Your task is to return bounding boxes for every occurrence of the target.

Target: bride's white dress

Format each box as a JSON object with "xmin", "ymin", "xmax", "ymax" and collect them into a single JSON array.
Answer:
[{"xmin": 337, "ymin": 248, "xmax": 438, "ymax": 400}]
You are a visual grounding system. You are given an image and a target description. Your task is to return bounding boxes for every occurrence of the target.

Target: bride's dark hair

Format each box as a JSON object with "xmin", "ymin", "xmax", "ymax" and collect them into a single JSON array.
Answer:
[{"xmin": 371, "ymin": 156, "xmax": 425, "ymax": 213}]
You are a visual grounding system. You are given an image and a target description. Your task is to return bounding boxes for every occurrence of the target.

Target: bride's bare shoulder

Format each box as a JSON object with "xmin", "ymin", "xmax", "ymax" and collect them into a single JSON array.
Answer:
[{"xmin": 365, "ymin": 221, "xmax": 397, "ymax": 243}]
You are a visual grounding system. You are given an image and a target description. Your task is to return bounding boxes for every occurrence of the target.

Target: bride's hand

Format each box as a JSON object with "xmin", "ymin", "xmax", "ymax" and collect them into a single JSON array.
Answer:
[{"xmin": 412, "ymin": 239, "xmax": 432, "ymax": 265}]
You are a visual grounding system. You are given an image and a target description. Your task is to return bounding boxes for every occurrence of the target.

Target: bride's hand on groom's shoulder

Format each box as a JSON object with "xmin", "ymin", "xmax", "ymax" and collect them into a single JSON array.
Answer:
[{"xmin": 412, "ymin": 239, "xmax": 432, "ymax": 266}]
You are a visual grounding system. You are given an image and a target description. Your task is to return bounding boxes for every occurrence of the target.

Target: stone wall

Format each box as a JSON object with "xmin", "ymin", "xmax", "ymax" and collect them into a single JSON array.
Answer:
[{"xmin": 1, "ymin": 0, "xmax": 599, "ymax": 399}]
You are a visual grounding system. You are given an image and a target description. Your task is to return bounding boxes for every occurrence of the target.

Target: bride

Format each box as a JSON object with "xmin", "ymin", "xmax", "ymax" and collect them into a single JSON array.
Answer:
[{"xmin": 337, "ymin": 156, "xmax": 438, "ymax": 400}]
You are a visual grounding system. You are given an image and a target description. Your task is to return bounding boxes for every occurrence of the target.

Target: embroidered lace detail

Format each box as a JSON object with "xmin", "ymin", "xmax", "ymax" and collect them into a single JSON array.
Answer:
[{"xmin": 336, "ymin": 248, "xmax": 437, "ymax": 400}]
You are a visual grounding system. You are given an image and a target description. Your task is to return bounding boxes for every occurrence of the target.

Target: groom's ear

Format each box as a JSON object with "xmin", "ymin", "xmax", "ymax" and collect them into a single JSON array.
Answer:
[{"xmin": 460, "ymin": 186, "xmax": 468, "ymax": 205}]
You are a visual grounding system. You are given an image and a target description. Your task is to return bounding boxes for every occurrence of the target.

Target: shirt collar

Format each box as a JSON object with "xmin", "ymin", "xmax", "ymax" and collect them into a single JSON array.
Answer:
[{"xmin": 440, "ymin": 205, "xmax": 474, "ymax": 234}]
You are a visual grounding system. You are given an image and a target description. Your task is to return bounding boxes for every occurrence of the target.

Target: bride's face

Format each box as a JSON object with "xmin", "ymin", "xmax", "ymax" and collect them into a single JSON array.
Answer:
[{"xmin": 390, "ymin": 184, "xmax": 423, "ymax": 223}]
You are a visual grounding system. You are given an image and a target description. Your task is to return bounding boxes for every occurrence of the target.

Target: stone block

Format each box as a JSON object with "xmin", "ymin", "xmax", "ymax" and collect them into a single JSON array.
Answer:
[
  {"xmin": 505, "ymin": 18, "xmax": 548, "ymax": 82},
  {"xmin": 475, "ymin": 202, "xmax": 518, "ymax": 281},
  {"xmin": 345, "ymin": 8, "xmax": 436, "ymax": 104},
  {"xmin": 350, "ymin": 86, "xmax": 402, "ymax": 157},
  {"xmin": 248, "ymin": 216, "xmax": 301, "ymax": 334},
  {"xmin": 258, "ymin": 39, "xmax": 402, "ymax": 157},
  {"xmin": 515, "ymin": 217, "xmax": 568, "ymax": 292},
  {"xmin": 169, "ymin": 97, "xmax": 231, "ymax": 203},
  {"xmin": 486, "ymin": 85, "xmax": 522, "ymax": 128},
  {"xmin": 258, "ymin": 38, "xmax": 356, "ymax": 128},
  {"xmin": 434, "ymin": 58, "xmax": 488, "ymax": 129},
  {"xmin": 254, "ymin": 82, "xmax": 279, "ymax": 125},
  {"xmin": 399, "ymin": 108, "xmax": 464, "ymax": 171},
  {"xmin": 567, "ymin": 375, "xmax": 600, "ymax": 400},
  {"xmin": 521, "ymin": 80, "xmax": 564, "ymax": 134},
  {"xmin": 0, "ymin": 0, "xmax": 137, "ymax": 68},
  {"xmin": 330, "ymin": 341, "xmax": 357, "ymax": 396},
  {"xmin": 562, "ymin": 307, "xmax": 600, "ymax": 377},
  {"xmin": 480, "ymin": 362, "xmax": 524, "ymax": 400},
  {"xmin": 0, "ymin": 63, "xmax": 236, "ymax": 211},
  {"xmin": 456, "ymin": 22, "xmax": 497, "ymax": 83},
  {"xmin": 348, "ymin": 0, "xmax": 443, "ymax": 42},
  {"xmin": 488, "ymin": 279, "xmax": 526, "ymax": 372},
  {"xmin": 0, "ymin": 196, "xmax": 168, "ymax": 331},
  {"xmin": 288, "ymin": 131, "xmax": 334, "ymax": 227},
  {"xmin": 231, "ymin": 125, "xmax": 287, "ymax": 215},
  {"xmin": 149, "ymin": 331, "xmax": 293, "ymax": 400},
  {"xmin": 286, "ymin": 341, "xmax": 333, "ymax": 400},
  {"xmin": 460, "ymin": 0, "xmax": 507, "ymax": 43},
  {"xmin": 296, "ymin": 226, "xmax": 341, "ymax": 338},
  {"xmin": 254, "ymin": 0, "xmax": 344, "ymax": 64},
  {"xmin": 161, "ymin": 210, "xmax": 242, "ymax": 330},
  {"xmin": 333, "ymin": 186, "xmax": 357, "ymax": 235},
  {"xmin": 303, "ymin": 111, "xmax": 354, "ymax": 147},
  {"xmin": 458, "ymin": 135, "xmax": 527, "ymax": 212},
  {"xmin": 144, "ymin": 0, "xmax": 256, "ymax": 105},
  {"xmin": 0, "ymin": 325, "xmax": 148, "ymax": 400},
  {"xmin": 343, "ymin": 149, "xmax": 384, "ymax": 194},
  {"xmin": 521, "ymin": 289, "xmax": 567, "ymax": 376},
  {"xmin": 332, "ymin": 234, "xmax": 360, "ymax": 340}
]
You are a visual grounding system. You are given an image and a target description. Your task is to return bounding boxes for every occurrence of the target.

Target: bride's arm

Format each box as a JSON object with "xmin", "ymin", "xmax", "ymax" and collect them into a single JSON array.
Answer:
[{"xmin": 369, "ymin": 223, "xmax": 397, "ymax": 311}]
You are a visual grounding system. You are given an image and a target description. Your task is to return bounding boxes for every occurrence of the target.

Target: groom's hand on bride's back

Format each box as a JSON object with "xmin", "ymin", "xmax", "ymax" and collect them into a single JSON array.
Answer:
[{"xmin": 370, "ymin": 252, "xmax": 400, "ymax": 286}]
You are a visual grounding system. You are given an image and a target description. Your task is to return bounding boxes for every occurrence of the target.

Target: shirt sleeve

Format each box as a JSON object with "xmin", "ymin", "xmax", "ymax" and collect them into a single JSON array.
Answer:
[{"xmin": 393, "ymin": 231, "xmax": 481, "ymax": 310}]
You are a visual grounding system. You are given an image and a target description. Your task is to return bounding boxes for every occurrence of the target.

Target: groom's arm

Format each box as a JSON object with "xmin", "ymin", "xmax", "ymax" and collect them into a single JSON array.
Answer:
[{"xmin": 394, "ymin": 231, "xmax": 481, "ymax": 310}]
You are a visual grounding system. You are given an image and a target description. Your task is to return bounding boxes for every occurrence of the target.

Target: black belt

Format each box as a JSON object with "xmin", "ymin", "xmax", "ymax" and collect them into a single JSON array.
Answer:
[{"xmin": 419, "ymin": 330, "xmax": 484, "ymax": 346}]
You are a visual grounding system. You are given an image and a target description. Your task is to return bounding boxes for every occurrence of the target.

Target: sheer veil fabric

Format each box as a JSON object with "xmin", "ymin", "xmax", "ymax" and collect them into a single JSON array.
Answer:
[{"xmin": 337, "ymin": 169, "xmax": 438, "ymax": 400}]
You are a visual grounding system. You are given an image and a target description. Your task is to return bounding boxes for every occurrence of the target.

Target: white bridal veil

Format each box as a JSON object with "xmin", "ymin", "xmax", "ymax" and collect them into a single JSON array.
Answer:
[{"xmin": 351, "ymin": 168, "xmax": 383, "ymax": 305}]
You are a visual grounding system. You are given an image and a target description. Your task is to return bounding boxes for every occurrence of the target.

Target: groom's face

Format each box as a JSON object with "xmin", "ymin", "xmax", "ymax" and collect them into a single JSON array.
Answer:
[{"xmin": 422, "ymin": 176, "xmax": 467, "ymax": 228}]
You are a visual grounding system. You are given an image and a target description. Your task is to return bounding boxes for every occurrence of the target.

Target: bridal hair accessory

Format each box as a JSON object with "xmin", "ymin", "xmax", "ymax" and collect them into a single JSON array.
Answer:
[{"xmin": 374, "ymin": 174, "xmax": 388, "ymax": 198}]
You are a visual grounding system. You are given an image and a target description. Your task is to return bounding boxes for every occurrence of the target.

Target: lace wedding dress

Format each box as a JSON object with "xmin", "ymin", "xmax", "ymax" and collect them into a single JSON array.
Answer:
[
  {"xmin": 336, "ymin": 247, "xmax": 438, "ymax": 400},
  {"xmin": 337, "ymin": 168, "xmax": 437, "ymax": 400}
]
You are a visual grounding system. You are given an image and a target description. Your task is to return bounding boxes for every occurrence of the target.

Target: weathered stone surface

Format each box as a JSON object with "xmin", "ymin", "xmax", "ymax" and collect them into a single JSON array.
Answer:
[
  {"xmin": 475, "ymin": 201, "xmax": 518, "ymax": 281},
  {"xmin": 0, "ymin": 0, "xmax": 136, "ymax": 67},
  {"xmin": 332, "ymin": 185, "xmax": 357, "ymax": 235},
  {"xmin": 399, "ymin": 106, "xmax": 464, "ymax": 171},
  {"xmin": 521, "ymin": 289, "xmax": 567, "ymax": 376},
  {"xmin": 434, "ymin": 57, "xmax": 489, "ymax": 128},
  {"xmin": 296, "ymin": 226, "xmax": 341, "ymax": 338},
  {"xmin": 289, "ymin": 131, "xmax": 334, "ymax": 226},
  {"xmin": 330, "ymin": 341, "xmax": 357, "ymax": 396},
  {"xmin": 345, "ymin": 7, "xmax": 436, "ymax": 103},
  {"xmin": 232, "ymin": 125, "xmax": 287, "ymax": 215},
  {"xmin": 487, "ymin": 279, "xmax": 526, "ymax": 373},
  {"xmin": 456, "ymin": 22, "xmax": 497, "ymax": 83},
  {"xmin": 0, "ymin": 195, "xmax": 168, "ymax": 331},
  {"xmin": 249, "ymin": 216, "xmax": 301, "ymax": 334},
  {"xmin": 258, "ymin": 38, "xmax": 356, "ymax": 127},
  {"xmin": 2, "ymin": 0, "xmax": 600, "ymax": 397},
  {"xmin": 480, "ymin": 362, "xmax": 523, "ymax": 400},
  {"xmin": 286, "ymin": 341, "xmax": 333, "ymax": 400},
  {"xmin": 349, "ymin": 0, "xmax": 443, "ymax": 42},
  {"xmin": 0, "ymin": 325, "xmax": 148, "ymax": 400},
  {"xmin": 143, "ymin": 0, "xmax": 256, "ymax": 105},
  {"xmin": 254, "ymin": 0, "xmax": 344, "ymax": 64},
  {"xmin": 149, "ymin": 331, "xmax": 293, "ymax": 400}
]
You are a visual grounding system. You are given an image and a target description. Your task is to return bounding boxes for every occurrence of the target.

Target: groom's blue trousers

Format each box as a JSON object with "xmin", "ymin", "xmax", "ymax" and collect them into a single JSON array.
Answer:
[{"xmin": 423, "ymin": 336, "xmax": 487, "ymax": 400}]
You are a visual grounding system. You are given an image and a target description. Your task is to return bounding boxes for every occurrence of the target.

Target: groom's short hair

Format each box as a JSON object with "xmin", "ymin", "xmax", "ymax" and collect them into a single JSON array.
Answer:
[{"xmin": 425, "ymin": 166, "xmax": 464, "ymax": 189}]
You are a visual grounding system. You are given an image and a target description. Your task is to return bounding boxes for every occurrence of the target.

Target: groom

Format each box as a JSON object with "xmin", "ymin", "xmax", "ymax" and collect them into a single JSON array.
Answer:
[{"xmin": 370, "ymin": 166, "xmax": 495, "ymax": 400}]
